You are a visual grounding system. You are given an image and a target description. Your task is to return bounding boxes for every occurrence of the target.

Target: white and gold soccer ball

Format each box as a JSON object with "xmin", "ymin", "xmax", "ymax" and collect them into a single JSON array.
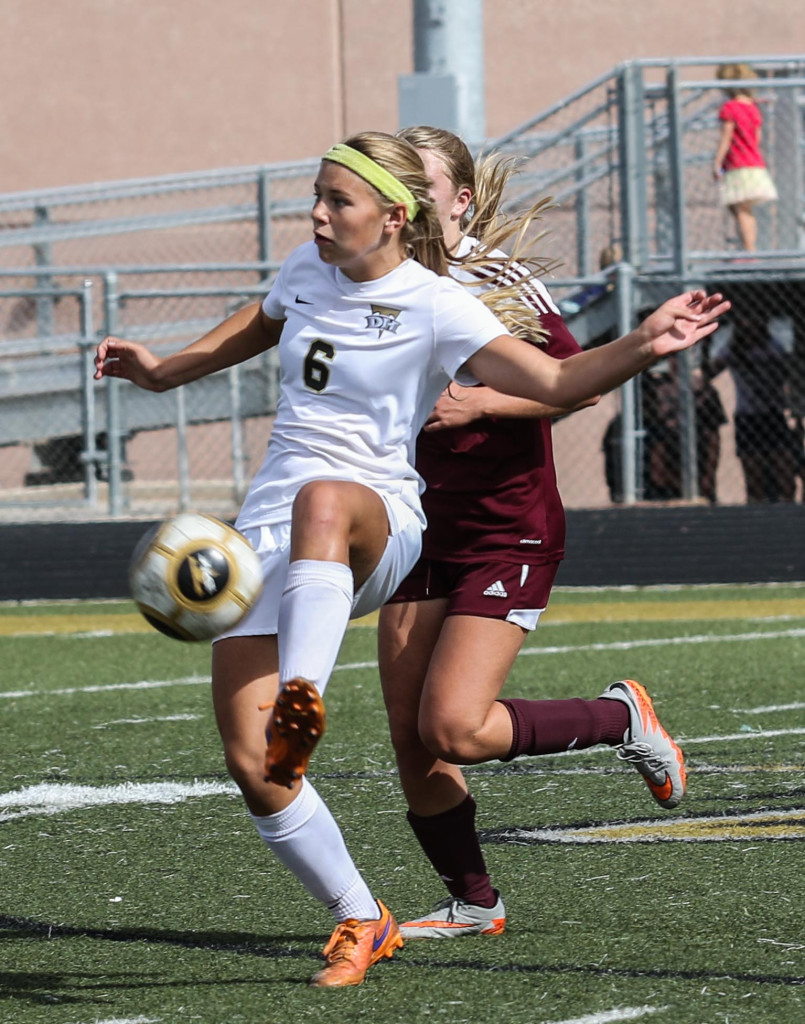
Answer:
[{"xmin": 129, "ymin": 512, "xmax": 263, "ymax": 641}]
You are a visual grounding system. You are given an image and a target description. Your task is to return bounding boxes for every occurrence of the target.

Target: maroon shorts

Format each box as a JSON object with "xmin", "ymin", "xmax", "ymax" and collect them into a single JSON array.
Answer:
[{"xmin": 387, "ymin": 556, "xmax": 560, "ymax": 627}]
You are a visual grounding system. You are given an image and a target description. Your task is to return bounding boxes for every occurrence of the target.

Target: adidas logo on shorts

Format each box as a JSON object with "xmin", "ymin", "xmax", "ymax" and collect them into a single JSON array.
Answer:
[{"xmin": 483, "ymin": 580, "xmax": 508, "ymax": 598}]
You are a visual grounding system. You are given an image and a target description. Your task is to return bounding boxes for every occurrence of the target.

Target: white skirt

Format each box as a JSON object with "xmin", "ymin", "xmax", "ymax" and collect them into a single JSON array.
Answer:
[{"xmin": 720, "ymin": 167, "xmax": 778, "ymax": 206}]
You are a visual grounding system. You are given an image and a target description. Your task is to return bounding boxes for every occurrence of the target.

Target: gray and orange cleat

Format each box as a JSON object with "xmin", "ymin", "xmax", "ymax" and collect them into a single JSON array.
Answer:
[
  {"xmin": 399, "ymin": 892, "xmax": 506, "ymax": 939},
  {"xmin": 263, "ymin": 678, "xmax": 325, "ymax": 788},
  {"xmin": 310, "ymin": 899, "xmax": 403, "ymax": 987},
  {"xmin": 600, "ymin": 678, "xmax": 686, "ymax": 809}
]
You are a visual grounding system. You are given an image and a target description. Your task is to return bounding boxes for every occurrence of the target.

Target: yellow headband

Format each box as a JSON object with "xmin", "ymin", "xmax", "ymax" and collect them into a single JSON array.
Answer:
[{"xmin": 323, "ymin": 143, "xmax": 420, "ymax": 221}]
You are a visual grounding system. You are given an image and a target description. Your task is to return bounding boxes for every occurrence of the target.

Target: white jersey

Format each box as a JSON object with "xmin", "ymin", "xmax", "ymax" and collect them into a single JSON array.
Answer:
[{"xmin": 235, "ymin": 241, "xmax": 507, "ymax": 530}]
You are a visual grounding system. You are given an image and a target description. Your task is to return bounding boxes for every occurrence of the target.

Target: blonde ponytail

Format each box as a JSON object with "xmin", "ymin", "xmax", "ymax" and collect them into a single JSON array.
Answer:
[{"xmin": 398, "ymin": 126, "xmax": 556, "ymax": 342}]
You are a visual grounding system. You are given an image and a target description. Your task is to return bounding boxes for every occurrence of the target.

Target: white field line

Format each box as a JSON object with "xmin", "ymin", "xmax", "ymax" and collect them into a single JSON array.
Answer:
[
  {"xmin": 3, "ymin": 626, "xmax": 803, "ymax": 703},
  {"xmin": 682, "ymin": 727, "xmax": 805, "ymax": 743},
  {"xmin": 739, "ymin": 701, "xmax": 805, "ymax": 714},
  {"xmin": 69, "ymin": 1018, "xmax": 161, "ymax": 1024},
  {"xmin": 0, "ymin": 675, "xmax": 209, "ymax": 699},
  {"xmin": 336, "ymin": 625, "xmax": 805, "ymax": 668},
  {"xmin": 500, "ymin": 726, "xmax": 805, "ymax": 762},
  {"xmin": 0, "ymin": 764, "xmax": 798, "ymax": 825},
  {"xmin": 91, "ymin": 714, "xmax": 202, "ymax": 729},
  {"xmin": 69, "ymin": 1018, "xmax": 162, "ymax": 1024},
  {"xmin": 542, "ymin": 1007, "xmax": 662, "ymax": 1024},
  {"xmin": 4, "ymin": 784, "xmax": 804, "ymax": 845},
  {"xmin": 0, "ymin": 780, "xmax": 236, "ymax": 822},
  {"xmin": 516, "ymin": 626, "xmax": 805, "ymax": 657}
]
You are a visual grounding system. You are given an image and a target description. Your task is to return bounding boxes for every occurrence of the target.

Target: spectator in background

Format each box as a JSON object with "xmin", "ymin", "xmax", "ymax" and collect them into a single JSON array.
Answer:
[
  {"xmin": 604, "ymin": 355, "xmax": 726, "ymax": 505},
  {"xmin": 710, "ymin": 306, "xmax": 798, "ymax": 502},
  {"xmin": 558, "ymin": 242, "xmax": 622, "ymax": 318},
  {"xmin": 642, "ymin": 351, "xmax": 726, "ymax": 504},
  {"xmin": 712, "ymin": 62, "xmax": 777, "ymax": 253}
]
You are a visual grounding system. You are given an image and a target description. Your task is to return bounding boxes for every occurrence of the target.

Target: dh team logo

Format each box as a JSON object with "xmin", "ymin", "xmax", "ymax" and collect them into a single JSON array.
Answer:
[{"xmin": 365, "ymin": 305, "xmax": 402, "ymax": 337}]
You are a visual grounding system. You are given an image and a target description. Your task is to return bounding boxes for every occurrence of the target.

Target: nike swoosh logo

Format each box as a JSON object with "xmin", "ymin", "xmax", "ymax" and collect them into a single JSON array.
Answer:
[
  {"xmin": 295, "ymin": 295, "xmax": 313, "ymax": 304},
  {"xmin": 647, "ymin": 773, "xmax": 674, "ymax": 803},
  {"xmin": 372, "ymin": 916, "xmax": 391, "ymax": 952}
]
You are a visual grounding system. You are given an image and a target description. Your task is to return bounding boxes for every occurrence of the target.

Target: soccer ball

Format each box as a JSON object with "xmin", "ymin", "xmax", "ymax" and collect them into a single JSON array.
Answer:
[{"xmin": 129, "ymin": 512, "xmax": 263, "ymax": 642}]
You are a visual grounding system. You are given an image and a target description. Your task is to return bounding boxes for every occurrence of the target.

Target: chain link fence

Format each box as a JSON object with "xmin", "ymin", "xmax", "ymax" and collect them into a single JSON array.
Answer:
[{"xmin": 0, "ymin": 58, "xmax": 803, "ymax": 522}]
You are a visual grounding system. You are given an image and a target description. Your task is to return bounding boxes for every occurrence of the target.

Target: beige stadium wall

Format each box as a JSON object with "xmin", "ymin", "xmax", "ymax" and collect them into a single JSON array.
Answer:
[{"xmin": 0, "ymin": 0, "xmax": 801, "ymax": 192}]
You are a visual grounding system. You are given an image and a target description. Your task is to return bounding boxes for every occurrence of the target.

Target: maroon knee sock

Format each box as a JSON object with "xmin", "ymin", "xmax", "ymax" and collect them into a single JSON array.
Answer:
[
  {"xmin": 406, "ymin": 794, "xmax": 497, "ymax": 908},
  {"xmin": 498, "ymin": 697, "xmax": 628, "ymax": 761}
]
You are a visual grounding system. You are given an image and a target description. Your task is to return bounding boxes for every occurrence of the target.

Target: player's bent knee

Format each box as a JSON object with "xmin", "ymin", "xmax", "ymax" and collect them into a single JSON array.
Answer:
[
  {"xmin": 419, "ymin": 720, "xmax": 479, "ymax": 764},
  {"xmin": 293, "ymin": 480, "xmax": 349, "ymax": 523}
]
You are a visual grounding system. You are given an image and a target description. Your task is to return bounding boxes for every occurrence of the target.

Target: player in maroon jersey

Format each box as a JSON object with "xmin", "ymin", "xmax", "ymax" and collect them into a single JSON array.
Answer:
[{"xmin": 378, "ymin": 127, "xmax": 688, "ymax": 938}]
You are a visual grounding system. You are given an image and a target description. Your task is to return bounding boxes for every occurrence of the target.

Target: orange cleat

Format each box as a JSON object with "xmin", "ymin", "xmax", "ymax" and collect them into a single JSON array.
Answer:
[
  {"xmin": 263, "ymin": 678, "xmax": 325, "ymax": 788},
  {"xmin": 310, "ymin": 900, "xmax": 403, "ymax": 987},
  {"xmin": 600, "ymin": 678, "xmax": 687, "ymax": 809},
  {"xmin": 400, "ymin": 892, "xmax": 506, "ymax": 939}
]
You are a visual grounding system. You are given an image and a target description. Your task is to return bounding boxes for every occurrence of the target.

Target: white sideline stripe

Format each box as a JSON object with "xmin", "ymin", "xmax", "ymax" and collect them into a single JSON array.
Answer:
[
  {"xmin": 0, "ymin": 781, "xmax": 237, "ymax": 822},
  {"xmin": 517, "ymin": 626, "xmax": 805, "ymax": 657},
  {"xmin": 739, "ymin": 701, "xmax": 805, "ymax": 714},
  {"xmin": 92, "ymin": 714, "xmax": 202, "ymax": 728},
  {"xmin": 543, "ymin": 1007, "xmax": 661, "ymax": 1024},
  {"xmin": 0, "ymin": 675, "xmax": 209, "ymax": 699},
  {"xmin": 507, "ymin": 726, "xmax": 805, "ymax": 762},
  {"xmin": 336, "ymin": 626, "xmax": 805, "ymax": 669},
  {"xmin": 3, "ymin": 626, "xmax": 803, "ymax": 702},
  {"xmin": 682, "ymin": 726, "xmax": 805, "ymax": 744},
  {"xmin": 72, "ymin": 1018, "xmax": 161, "ymax": 1024}
]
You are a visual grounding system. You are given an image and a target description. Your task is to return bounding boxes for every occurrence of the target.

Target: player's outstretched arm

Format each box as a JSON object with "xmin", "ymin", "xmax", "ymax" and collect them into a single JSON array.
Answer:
[
  {"xmin": 94, "ymin": 303, "xmax": 283, "ymax": 392},
  {"xmin": 466, "ymin": 291, "xmax": 730, "ymax": 409}
]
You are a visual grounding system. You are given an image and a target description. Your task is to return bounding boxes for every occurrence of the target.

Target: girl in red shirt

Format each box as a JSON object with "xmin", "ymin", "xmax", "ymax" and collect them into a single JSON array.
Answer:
[{"xmin": 713, "ymin": 62, "xmax": 778, "ymax": 252}]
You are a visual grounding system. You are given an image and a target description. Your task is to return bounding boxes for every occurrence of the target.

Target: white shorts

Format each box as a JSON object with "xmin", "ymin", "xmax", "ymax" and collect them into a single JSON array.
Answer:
[{"xmin": 216, "ymin": 491, "xmax": 423, "ymax": 640}]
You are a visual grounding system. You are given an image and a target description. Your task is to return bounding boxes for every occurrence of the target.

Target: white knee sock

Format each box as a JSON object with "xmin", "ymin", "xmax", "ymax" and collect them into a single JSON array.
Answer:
[
  {"xmin": 250, "ymin": 778, "xmax": 379, "ymax": 922},
  {"xmin": 278, "ymin": 559, "xmax": 353, "ymax": 696}
]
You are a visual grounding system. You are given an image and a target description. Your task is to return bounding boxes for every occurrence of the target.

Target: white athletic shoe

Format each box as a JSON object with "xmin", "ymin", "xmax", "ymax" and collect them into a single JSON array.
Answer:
[
  {"xmin": 399, "ymin": 893, "xmax": 506, "ymax": 939},
  {"xmin": 600, "ymin": 679, "xmax": 687, "ymax": 810}
]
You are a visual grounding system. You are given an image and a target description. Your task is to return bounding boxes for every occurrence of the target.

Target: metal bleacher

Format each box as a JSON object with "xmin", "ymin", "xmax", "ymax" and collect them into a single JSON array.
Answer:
[{"xmin": 0, "ymin": 55, "xmax": 803, "ymax": 517}]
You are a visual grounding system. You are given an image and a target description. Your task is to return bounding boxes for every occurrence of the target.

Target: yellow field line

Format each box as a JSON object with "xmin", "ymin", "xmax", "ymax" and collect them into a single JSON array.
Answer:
[
  {"xmin": 1, "ymin": 597, "xmax": 804, "ymax": 636},
  {"xmin": 0, "ymin": 613, "xmax": 151, "ymax": 636}
]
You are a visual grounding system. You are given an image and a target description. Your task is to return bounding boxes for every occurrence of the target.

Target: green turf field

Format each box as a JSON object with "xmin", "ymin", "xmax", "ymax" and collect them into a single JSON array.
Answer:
[{"xmin": 2, "ymin": 584, "xmax": 804, "ymax": 1024}]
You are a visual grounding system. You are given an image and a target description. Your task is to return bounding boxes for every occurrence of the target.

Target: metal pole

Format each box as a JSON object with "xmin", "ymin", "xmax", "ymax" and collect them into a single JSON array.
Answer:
[
  {"xmin": 176, "ymin": 386, "xmax": 191, "ymax": 511},
  {"xmin": 102, "ymin": 271, "xmax": 125, "ymax": 516},
  {"xmin": 676, "ymin": 349, "xmax": 698, "ymax": 500},
  {"xmin": 617, "ymin": 63, "xmax": 648, "ymax": 269},
  {"xmin": 574, "ymin": 134, "xmax": 590, "ymax": 276},
  {"xmin": 771, "ymin": 74, "xmax": 803, "ymax": 250},
  {"xmin": 615, "ymin": 262, "xmax": 638, "ymax": 505},
  {"xmin": 79, "ymin": 279, "xmax": 99, "ymax": 508},
  {"xmin": 230, "ymin": 365, "xmax": 247, "ymax": 503},
  {"xmin": 265, "ymin": 347, "xmax": 280, "ymax": 414},
  {"xmin": 411, "ymin": 0, "xmax": 485, "ymax": 144},
  {"xmin": 34, "ymin": 206, "xmax": 54, "ymax": 337},
  {"xmin": 666, "ymin": 65, "xmax": 689, "ymax": 274},
  {"xmin": 665, "ymin": 67, "xmax": 697, "ymax": 498},
  {"xmin": 257, "ymin": 169, "xmax": 272, "ymax": 264}
]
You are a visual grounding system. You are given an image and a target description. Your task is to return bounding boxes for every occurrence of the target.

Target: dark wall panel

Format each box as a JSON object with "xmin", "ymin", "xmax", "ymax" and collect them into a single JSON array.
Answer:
[
  {"xmin": 0, "ymin": 506, "xmax": 803, "ymax": 602},
  {"xmin": 558, "ymin": 506, "xmax": 805, "ymax": 587}
]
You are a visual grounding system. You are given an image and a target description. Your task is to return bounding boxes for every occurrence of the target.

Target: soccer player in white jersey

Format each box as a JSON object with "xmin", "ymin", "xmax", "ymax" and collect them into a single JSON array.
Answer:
[{"xmin": 95, "ymin": 131, "xmax": 728, "ymax": 987}]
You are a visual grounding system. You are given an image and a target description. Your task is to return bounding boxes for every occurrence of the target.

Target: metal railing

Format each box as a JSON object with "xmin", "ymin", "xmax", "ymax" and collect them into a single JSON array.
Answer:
[{"xmin": 1, "ymin": 56, "xmax": 804, "ymax": 519}]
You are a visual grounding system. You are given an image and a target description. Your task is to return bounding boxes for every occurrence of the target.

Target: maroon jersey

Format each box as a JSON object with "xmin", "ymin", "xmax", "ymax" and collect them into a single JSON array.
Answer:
[{"xmin": 415, "ymin": 308, "xmax": 582, "ymax": 566}]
